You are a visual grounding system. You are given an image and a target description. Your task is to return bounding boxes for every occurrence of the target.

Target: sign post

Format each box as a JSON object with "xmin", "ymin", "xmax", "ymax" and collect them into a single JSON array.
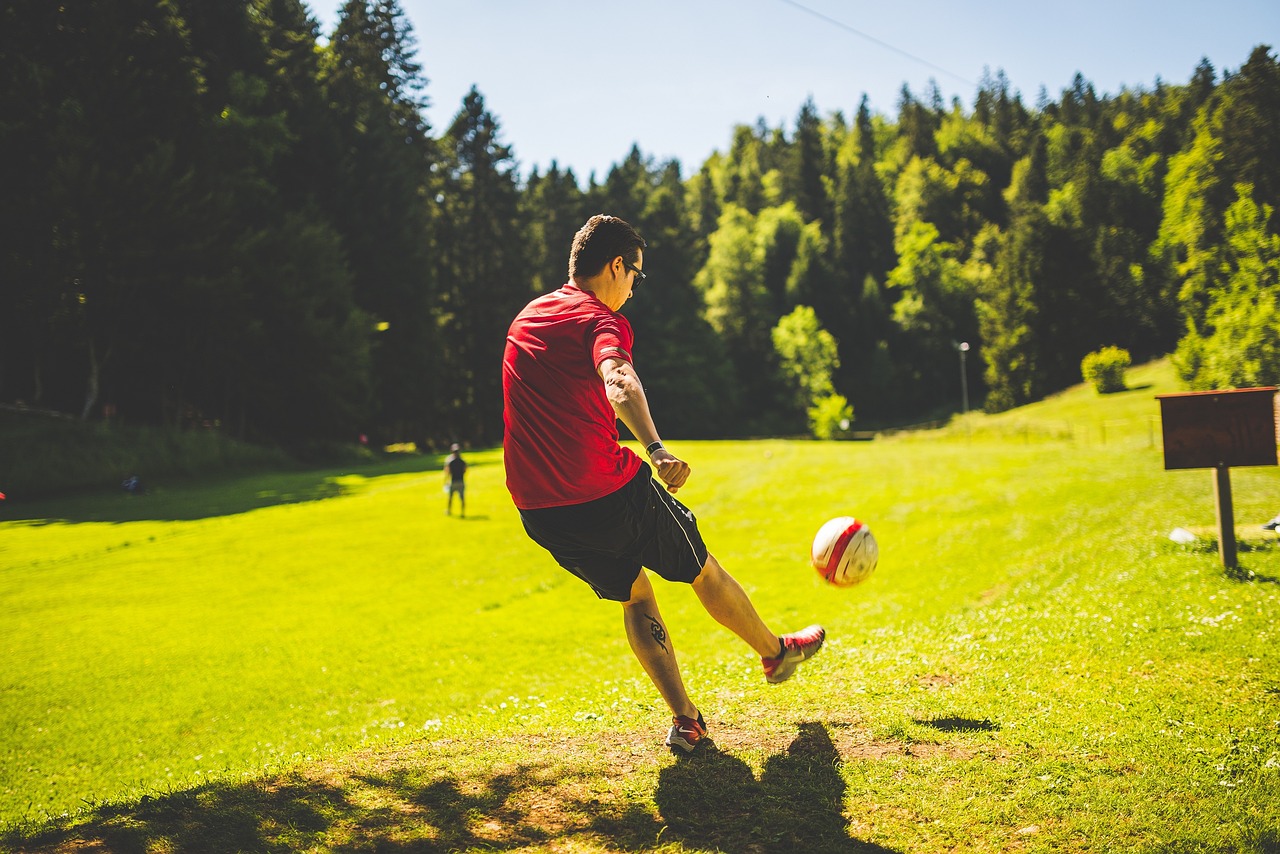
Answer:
[{"xmin": 1157, "ymin": 387, "xmax": 1278, "ymax": 569}]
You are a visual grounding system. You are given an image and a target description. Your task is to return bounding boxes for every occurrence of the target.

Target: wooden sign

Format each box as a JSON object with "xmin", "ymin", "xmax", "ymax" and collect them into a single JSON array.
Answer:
[
  {"xmin": 1157, "ymin": 387, "xmax": 1278, "ymax": 471},
  {"xmin": 1156, "ymin": 387, "xmax": 1278, "ymax": 570}
]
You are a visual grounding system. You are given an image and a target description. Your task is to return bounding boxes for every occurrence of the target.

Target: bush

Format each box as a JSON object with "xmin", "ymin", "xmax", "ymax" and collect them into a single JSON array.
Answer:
[
  {"xmin": 1081, "ymin": 347, "xmax": 1131, "ymax": 394},
  {"xmin": 808, "ymin": 394, "xmax": 854, "ymax": 440}
]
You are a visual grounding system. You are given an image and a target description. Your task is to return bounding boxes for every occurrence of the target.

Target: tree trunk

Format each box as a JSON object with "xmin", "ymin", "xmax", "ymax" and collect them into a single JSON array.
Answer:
[{"xmin": 80, "ymin": 340, "xmax": 100, "ymax": 421}]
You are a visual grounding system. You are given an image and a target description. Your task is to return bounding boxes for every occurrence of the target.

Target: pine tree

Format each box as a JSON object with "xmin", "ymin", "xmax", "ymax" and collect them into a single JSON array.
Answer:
[
  {"xmin": 522, "ymin": 162, "xmax": 588, "ymax": 295},
  {"xmin": 600, "ymin": 159, "xmax": 734, "ymax": 437},
  {"xmin": 320, "ymin": 0, "xmax": 438, "ymax": 442},
  {"xmin": 4, "ymin": 0, "xmax": 207, "ymax": 422},
  {"xmin": 790, "ymin": 97, "xmax": 831, "ymax": 225},
  {"xmin": 435, "ymin": 87, "xmax": 529, "ymax": 442}
]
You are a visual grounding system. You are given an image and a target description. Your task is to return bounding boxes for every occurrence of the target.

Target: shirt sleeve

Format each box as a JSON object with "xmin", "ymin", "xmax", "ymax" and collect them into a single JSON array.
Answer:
[{"xmin": 588, "ymin": 313, "xmax": 633, "ymax": 368}]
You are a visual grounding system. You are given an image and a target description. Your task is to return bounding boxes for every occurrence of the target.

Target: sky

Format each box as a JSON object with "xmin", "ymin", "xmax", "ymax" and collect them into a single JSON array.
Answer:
[{"xmin": 309, "ymin": 0, "xmax": 1279, "ymax": 183}]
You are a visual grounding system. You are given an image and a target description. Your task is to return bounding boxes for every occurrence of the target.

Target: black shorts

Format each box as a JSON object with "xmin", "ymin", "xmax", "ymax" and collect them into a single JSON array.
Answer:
[{"xmin": 519, "ymin": 463, "xmax": 708, "ymax": 601}]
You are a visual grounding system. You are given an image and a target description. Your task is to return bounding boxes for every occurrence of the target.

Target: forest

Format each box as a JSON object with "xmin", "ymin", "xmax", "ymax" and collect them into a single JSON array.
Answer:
[{"xmin": 2, "ymin": 0, "xmax": 1277, "ymax": 449}]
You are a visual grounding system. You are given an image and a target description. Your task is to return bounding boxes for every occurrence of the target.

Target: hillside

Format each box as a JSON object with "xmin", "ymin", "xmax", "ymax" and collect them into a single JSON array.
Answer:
[{"xmin": 2, "ymin": 358, "xmax": 1278, "ymax": 852}]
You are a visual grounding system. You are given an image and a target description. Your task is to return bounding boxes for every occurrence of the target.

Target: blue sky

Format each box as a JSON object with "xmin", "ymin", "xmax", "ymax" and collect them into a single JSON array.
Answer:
[{"xmin": 309, "ymin": 0, "xmax": 1279, "ymax": 182}]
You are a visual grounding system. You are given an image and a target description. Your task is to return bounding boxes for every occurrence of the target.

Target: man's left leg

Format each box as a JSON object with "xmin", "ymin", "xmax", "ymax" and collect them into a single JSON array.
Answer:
[
  {"xmin": 622, "ymin": 570, "xmax": 695, "ymax": 718},
  {"xmin": 621, "ymin": 570, "xmax": 706, "ymax": 752}
]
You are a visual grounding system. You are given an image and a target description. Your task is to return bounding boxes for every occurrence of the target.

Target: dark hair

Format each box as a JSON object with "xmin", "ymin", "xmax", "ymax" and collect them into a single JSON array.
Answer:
[{"xmin": 568, "ymin": 214, "xmax": 646, "ymax": 280}]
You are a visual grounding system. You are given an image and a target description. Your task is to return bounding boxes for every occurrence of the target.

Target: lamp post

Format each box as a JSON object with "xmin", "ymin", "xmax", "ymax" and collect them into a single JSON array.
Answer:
[{"xmin": 958, "ymin": 342, "xmax": 970, "ymax": 415}]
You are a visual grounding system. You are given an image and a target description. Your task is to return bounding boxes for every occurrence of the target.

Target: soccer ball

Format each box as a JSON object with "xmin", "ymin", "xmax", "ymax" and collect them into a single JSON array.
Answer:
[{"xmin": 811, "ymin": 516, "xmax": 878, "ymax": 587}]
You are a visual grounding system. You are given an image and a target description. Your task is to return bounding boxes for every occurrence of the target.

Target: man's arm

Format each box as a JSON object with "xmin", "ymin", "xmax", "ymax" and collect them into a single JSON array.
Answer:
[{"xmin": 599, "ymin": 356, "xmax": 690, "ymax": 492}]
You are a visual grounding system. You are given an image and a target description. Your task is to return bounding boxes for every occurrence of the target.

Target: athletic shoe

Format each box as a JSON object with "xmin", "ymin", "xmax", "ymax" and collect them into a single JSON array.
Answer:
[
  {"xmin": 762, "ymin": 624, "xmax": 826, "ymax": 684},
  {"xmin": 666, "ymin": 711, "xmax": 707, "ymax": 754},
  {"xmin": 1264, "ymin": 517, "xmax": 1280, "ymax": 531}
]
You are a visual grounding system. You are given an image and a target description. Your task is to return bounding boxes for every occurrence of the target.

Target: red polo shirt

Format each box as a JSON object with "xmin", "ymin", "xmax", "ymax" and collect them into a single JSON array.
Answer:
[{"xmin": 502, "ymin": 283, "xmax": 643, "ymax": 509}]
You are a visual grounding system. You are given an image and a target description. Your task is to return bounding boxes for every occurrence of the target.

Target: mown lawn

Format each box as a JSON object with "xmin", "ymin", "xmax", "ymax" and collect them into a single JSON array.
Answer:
[{"xmin": 2, "ymin": 360, "xmax": 1278, "ymax": 852}]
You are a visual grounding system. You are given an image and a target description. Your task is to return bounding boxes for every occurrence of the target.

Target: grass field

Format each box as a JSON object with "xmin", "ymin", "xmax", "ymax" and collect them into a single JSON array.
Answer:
[{"xmin": 2, "ymin": 359, "xmax": 1279, "ymax": 852}]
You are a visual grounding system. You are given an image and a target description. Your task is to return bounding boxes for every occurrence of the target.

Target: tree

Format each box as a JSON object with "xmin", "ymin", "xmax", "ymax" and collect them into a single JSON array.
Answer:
[
  {"xmin": 320, "ymin": 0, "xmax": 438, "ymax": 441},
  {"xmin": 252, "ymin": 0, "xmax": 342, "ymax": 211},
  {"xmin": 720, "ymin": 124, "xmax": 768, "ymax": 214},
  {"xmin": 522, "ymin": 162, "xmax": 588, "ymax": 294},
  {"xmin": 772, "ymin": 305, "xmax": 840, "ymax": 426},
  {"xmin": 0, "ymin": 0, "xmax": 207, "ymax": 423},
  {"xmin": 789, "ymin": 97, "xmax": 831, "ymax": 225},
  {"xmin": 897, "ymin": 84, "xmax": 940, "ymax": 161},
  {"xmin": 435, "ymin": 87, "xmax": 530, "ymax": 443},
  {"xmin": 826, "ymin": 98, "xmax": 895, "ymax": 413},
  {"xmin": 978, "ymin": 143, "xmax": 1048, "ymax": 411},
  {"xmin": 695, "ymin": 204, "xmax": 788, "ymax": 430},
  {"xmin": 1172, "ymin": 184, "xmax": 1280, "ymax": 389},
  {"xmin": 1161, "ymin": 45, "xmax": 1280, "ymax": 346},
  {"xmin": 1214, "ymin": 46, "xmax": 1280, "ymax": 207},
  {"xmin": 598, "ymin": 157, "xmax": 734, "ymax": 437}
]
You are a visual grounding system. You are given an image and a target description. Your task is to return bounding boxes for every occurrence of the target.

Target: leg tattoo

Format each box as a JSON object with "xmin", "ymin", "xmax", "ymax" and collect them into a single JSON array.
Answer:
[{"xmin": 646, "ymin": 614, "xmax": 669, "ymax": 654}]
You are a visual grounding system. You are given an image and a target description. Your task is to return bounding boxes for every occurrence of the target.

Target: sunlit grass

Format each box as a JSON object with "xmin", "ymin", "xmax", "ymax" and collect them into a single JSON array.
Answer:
[{"xmin": 2, "ymin": 359, "xmax": 1278, "ymax": 851}]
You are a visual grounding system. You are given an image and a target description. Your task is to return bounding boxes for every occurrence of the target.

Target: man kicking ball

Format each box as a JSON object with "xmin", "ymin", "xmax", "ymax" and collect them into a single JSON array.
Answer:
[{"xmin": 501, "ymin": 214, "xmax": 824, "ymax": 754}]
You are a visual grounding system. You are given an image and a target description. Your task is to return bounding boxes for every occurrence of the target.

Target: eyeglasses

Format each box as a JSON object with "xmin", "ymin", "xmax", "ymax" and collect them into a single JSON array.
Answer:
[{"xmin": 622, "ymin": 259, "xmax": 647, "ymax": 284}]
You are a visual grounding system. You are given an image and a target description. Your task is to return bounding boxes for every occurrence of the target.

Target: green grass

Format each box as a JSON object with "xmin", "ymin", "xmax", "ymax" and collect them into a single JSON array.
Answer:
[{"xmin": 2, "ymin": 359, "xmax": 1279, "ymax": 852}]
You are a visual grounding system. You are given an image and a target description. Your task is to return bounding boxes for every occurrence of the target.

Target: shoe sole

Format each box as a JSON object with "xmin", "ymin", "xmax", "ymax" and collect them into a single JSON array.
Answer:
[
  {"xmin": 666, "ymin": 728, "xmax": 704, "ymax": 754},
  {"xmin": 765, "ymin": 636, "xmax": 826, "ymax": 684},
  {"xmin": 666, "ymin": 729, "xmax": 703, "ymax": 753}
]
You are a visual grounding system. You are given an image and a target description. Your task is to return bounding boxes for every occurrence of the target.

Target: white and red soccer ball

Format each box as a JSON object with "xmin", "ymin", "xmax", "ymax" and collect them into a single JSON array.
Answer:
[{"xmin": 811, "ymin": 516, "xmax": 878, "ymax": 587}]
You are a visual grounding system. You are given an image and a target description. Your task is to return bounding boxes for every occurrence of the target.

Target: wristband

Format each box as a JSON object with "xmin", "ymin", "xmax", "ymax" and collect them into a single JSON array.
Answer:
[{"xmin": 645, "ymin": 440, "xmax": 664, "ymax": 456}]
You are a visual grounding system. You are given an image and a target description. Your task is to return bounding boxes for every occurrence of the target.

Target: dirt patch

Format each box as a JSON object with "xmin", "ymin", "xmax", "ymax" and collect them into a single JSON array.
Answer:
[{"xmin": 914, "ymin": 672, "xmax": 961, "ymax": 689}]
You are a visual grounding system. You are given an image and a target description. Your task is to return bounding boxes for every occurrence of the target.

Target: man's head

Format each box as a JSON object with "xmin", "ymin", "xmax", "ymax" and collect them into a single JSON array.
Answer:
[{"xmin": 569, "ymin": 215, "xmax": 646, "ymax": 281}]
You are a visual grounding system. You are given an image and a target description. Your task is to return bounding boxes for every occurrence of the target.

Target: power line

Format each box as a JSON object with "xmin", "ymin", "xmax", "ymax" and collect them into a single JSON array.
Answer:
[{"xmin": 774, "ymin": 0, "xmax": 976, "ymax": 89}]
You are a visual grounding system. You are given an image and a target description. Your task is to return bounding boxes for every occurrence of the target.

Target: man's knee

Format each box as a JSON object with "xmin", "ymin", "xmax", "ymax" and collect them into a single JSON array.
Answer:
[
  {"xmin": 622, "ymin": 569, "xmax": 655, "ymax": 606},
  {"xmin": 691, "ymin": 553, "xmax": 724, "ymax": 587}
]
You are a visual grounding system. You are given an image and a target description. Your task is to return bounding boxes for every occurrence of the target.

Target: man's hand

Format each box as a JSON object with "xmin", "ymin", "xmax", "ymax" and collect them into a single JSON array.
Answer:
[{"xmin": 650, "ymin": 447, "xmax": 690, "ymax": 493}]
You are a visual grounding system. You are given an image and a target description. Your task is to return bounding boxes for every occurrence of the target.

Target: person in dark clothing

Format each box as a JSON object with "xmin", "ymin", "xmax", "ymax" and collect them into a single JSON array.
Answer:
[{"xmin": 443, "ymin": 444, "xmax": 467, "ymax": 517}]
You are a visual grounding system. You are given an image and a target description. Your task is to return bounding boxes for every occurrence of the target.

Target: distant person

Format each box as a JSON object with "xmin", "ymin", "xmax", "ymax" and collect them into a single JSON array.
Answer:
[
  {"xmin": 121, "ymin": 475, "xmax": 144, "ymax": 496},
  {"xmin": 502, "ymin": 214, "xmax": 825, "ymax": 755},
  {"xmin": 443, "ymin": 444, "xmax": 467, "ymax": 517}
]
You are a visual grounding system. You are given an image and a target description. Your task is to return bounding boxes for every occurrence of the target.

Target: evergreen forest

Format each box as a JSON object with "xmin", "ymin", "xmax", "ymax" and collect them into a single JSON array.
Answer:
[{"xmin": 2, "ymin": 0, "xmax": 1278, "ymax": 449}]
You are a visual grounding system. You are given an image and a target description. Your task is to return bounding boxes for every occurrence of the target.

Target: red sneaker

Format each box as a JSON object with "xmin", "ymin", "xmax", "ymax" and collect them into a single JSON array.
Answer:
[
  {"xmin": 762, "ymin": 624, "xmax": 826, "ymax": 684},
  {"xmin": 666, "ymin": 711, "xmax": 707, "ymax": 754}
]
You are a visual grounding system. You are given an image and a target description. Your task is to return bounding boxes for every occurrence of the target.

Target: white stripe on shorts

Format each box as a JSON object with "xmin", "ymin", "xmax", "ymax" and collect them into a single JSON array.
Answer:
[{"xmin": 649, "ymin": 477, "xmax": 704, "ymax": 570}]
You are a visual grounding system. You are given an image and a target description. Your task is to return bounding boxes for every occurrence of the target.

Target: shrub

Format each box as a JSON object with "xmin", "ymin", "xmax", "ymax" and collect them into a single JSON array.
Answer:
[
  {"xmin": 1081, "ymin": 346, "xmax": 1131, "ymax": 394},
  {"xmin": 808, "ymin": 394, "xmax": 854, "ymax": 440},
  {"xmin": 0, "ymin": 409, "xmax": 293, "ymax": 499}
]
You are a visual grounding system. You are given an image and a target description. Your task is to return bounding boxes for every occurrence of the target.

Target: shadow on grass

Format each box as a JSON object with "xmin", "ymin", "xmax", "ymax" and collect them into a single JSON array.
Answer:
[
  {"xmin": 656, "ymin": 722, "xmax": 897, "ymax": 853},
  {"xmin": 1163, "ymin": 536, "xmax": 1280, "ymax": 585},
  {"xmin": 0, "ymin": 455, "xmax": 471, "ymax": 524},
  {"xmin": 1225, "ymin": 565, "xmax": 1280, "ymax": 585},
  {"xmin": 3, "ymin": 723, "xmax": 898, "ymax": 854},
  {"xmin": 912, "ymin": 716, "xmax": 1000, "ymax": 733}
]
